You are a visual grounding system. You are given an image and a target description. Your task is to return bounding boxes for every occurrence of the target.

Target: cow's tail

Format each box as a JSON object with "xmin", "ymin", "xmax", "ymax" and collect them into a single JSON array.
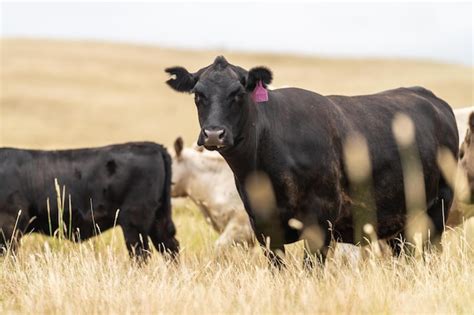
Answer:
[
  {"xmin": 159, "ymin": 147, "xmax": 173, "ymax": 218},
  {"xmin": 150, "ymin": 146, "xmax": 179, "ymax": 257}
]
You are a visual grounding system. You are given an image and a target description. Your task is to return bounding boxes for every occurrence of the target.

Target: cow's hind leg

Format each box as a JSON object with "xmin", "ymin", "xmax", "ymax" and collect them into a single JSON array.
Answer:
[
  {"xmin": 149, "ymin": 220, "xmax": 179, "ymax": 262},
  {"xmin": 120, "ymin": 221, "xmax": 151, "ymax": 263},
  {"xmin": 426, "ymin": 178, "xmax": 453, "ymax": 252},
  {"xmin": 263, "ymin": 245, "xmax": 286, "ymax": 269}
]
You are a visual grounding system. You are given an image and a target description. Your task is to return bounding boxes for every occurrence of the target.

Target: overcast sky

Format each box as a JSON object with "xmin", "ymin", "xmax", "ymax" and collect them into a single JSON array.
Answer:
[{"xmin": 1, "ymin": 2, "xmax": 472, "ymax": 65}]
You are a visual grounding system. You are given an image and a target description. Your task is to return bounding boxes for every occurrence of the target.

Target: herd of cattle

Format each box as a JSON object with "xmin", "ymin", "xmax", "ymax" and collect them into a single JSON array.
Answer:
[{"xmin": 1, "ymin": 56, "xmax": 473, "ymax": 268}]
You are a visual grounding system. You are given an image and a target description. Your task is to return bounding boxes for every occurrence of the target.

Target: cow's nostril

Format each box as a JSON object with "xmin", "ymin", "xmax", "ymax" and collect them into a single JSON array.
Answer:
[{"xmin": 202, "ymin": 128, "xmax": 226, "ymax": 146}]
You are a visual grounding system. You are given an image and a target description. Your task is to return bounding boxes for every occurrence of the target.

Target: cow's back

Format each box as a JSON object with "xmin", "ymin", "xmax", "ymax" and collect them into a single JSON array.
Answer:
[
  {"xmin": 329, "ymin": 87, "xmax": 457, "ymax": 231},
  {"xmin": 256, "ymin": 86, "xmax": 458, "ymax": 241},
  {"xmin": 261, "ymin": 86, "xmax": 458, "ymax": 188},
  {"xmin": 327, "ymin": 87, "xmax": 458, "ymax": 156}
]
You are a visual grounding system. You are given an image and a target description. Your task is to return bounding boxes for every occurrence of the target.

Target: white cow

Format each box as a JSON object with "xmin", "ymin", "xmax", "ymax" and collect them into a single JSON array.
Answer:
[
  {"xmin": 454, "ymin": 106, "xmax": 474, "ymax": 144},
  {"xmin": 171, "ymin": 137, "xmax": 255, "ymax": 248},
  {"xmin": 447, "ymin": 107, "xmax": 474, "ymax": 227}
]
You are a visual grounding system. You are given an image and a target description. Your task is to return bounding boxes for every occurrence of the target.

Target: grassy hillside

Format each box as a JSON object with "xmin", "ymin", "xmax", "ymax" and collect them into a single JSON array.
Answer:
[{"xmin": 1, "ymin": 38, "xmax": 472, "ymax": 150}]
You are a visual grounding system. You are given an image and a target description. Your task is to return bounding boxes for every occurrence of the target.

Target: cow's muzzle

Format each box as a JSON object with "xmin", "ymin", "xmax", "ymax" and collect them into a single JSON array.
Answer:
[{"xmin": 198, "ymin": 128, "xmax": 232, "ymax": 149}]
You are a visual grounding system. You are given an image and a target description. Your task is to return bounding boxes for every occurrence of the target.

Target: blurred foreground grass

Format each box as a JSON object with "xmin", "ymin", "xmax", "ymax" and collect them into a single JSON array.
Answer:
[{"xmin": 1, "ymin": 201, "xmax": 474, "ymax": 314}]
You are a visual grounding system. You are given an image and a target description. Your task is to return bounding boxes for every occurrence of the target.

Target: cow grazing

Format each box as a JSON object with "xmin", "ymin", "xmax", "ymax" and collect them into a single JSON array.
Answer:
[
  {"xmin": 0, "ymin": 142, "xmax": 179, "ymax": 261},
  {"xmin": 171, "ymin": 137, "xmax": 254, "ymax": 248},
  {"xmin": 165, "ymin": 56, "xmax": 458, "ymax": 268}
]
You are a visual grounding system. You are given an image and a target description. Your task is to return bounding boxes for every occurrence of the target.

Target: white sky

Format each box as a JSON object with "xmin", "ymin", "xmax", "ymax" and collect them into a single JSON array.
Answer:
[{"xmin": 1, "ymin": 1, "xmax": 472, "ymax": 65}]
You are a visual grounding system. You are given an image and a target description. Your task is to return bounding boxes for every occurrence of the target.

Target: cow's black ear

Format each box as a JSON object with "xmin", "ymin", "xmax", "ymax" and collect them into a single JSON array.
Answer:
[
  {"xmin": 174, "ymin": 137, "xmax": 184, "ymax": 157},
  {"xmin": 246, "ymin": 66, "xmax": 273, "ymax": 92},
  {"xmin": 165, "ymin": 67, "xmax": 197, "ymax": 93},
  {"xmin": 469, "ymin": 112, "xmax": 474, "ymax": 130}
]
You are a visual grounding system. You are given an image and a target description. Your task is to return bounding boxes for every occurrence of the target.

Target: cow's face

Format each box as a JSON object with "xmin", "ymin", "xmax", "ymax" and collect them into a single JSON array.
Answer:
[
  {"xmin": 460, "ymin": 112, "xmax": 474, "ymax": 202},
  {"xmin": 166, "ymin": 56, "xmax": 272, "ymax": 151}
]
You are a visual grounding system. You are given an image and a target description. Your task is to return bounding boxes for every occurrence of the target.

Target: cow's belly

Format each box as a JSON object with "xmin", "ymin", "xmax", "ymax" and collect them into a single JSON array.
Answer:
[{"xmin": 333, "ymin": 212, "xmax": 406, "ymax": 244}]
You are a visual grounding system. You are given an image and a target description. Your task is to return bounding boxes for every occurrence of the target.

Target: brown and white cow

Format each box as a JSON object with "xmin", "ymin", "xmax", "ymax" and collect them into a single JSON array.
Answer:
[{"xmin": 171, "ymin": 137, "xmax": 255, "ymax": 248}]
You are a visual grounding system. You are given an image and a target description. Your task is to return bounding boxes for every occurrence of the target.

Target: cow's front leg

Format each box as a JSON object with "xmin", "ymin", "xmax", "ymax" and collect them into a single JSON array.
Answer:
[
  {"xmin": 263, "ymin": 245, "xmax": 286, "ymax": 269},
  {"xmin": 0, "ymin": 229, "xmax": 21, "ymax": 256},
  {"xmin": 303, "ymin": 242, "xmax": 329, "ymax": 271},
  {"xmin": 253, "ymin": 224, "xmax": 287, "ymax": 269},
  {"xmin": 254, "ymin": 231, "xmax": 286, "ymax": 269},
  {"xmin": 302, "ymin": 223, "xmax": 330, "ymax": 272},
  {"xmin": 0, "ymin": 209, "xmax": 30, "ymax": 256}
]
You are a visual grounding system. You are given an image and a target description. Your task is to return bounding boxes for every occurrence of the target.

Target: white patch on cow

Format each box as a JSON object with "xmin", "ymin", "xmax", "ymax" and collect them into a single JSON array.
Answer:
[
  {"xmin": 170, "ymin": 144, "xmax": 255, "ymax": 248},
  {"xmin": 454, "ymin": 106, "xmax": 474, "ymax": 144}
]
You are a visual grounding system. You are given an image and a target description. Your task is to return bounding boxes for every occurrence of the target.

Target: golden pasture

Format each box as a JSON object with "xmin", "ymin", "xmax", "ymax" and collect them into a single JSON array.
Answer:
[{"xmin": 1, "ymin": 38, "xmax": 472, "ymax": 149}]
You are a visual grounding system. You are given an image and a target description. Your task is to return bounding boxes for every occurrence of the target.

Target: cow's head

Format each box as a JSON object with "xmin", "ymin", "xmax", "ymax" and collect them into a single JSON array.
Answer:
[
  {"xmin": 165, "ymin": 56, "xmax": 272, "ymax": 150},
  {"xmin": 460, "ymin": 112, "xmax": 474, "ymax": 202}
]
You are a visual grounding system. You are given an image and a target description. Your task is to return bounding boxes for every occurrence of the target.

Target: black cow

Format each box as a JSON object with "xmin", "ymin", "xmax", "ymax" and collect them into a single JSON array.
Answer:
[
  {"xmin": 165, "ymin": 56, "xmax": 458, "ymax": 268},
  {"xmin": 0, "ymin": 142, "xmax": 179, "ymax": 260}
]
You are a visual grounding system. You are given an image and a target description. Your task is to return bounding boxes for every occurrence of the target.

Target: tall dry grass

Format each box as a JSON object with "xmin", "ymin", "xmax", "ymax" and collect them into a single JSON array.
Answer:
[{"xmin": 1, "ymin": 214, "xmax": 474, "ymax": 314}]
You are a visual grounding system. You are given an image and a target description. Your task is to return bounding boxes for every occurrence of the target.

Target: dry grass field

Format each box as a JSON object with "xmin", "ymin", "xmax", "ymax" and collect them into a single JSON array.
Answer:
[{"xmin": 1, "ymin": 38, "xmax": 474, "ymax": 314}]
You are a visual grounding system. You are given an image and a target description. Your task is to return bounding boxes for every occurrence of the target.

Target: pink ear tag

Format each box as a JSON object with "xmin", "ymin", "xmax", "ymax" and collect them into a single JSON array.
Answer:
[{"xmin": 251, "ymin": 80, "xmax": 269, "ymax": 103}]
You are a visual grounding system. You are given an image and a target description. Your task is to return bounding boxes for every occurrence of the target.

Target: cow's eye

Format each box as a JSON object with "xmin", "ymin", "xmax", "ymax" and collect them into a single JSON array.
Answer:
[
  {"xmin": 229, "ymin": 89, "xmax": 243, "ymax": 102},
  {"xmin": 195, "ymin": 92, "xmax": 206, "ymax": 105}
]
